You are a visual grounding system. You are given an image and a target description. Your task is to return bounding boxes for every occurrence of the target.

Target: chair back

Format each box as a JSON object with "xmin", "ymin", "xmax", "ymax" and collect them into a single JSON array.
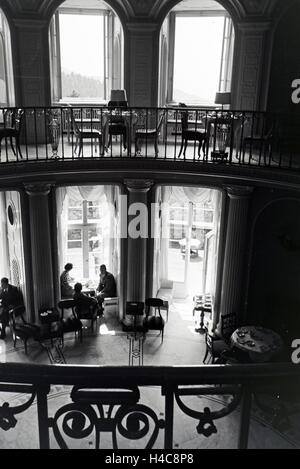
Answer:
[
  {"xmin": 145, "ymin": 298, "xmax": 164, "ymax": 317},
  {"xmin": 221, "ymin": 313, "xmax": 236, "ymax": 339},
  {"xmin": 126, "ymin": 301, "xmax": 144, "ymax": 316},
  {"xmin": 10, "ymin": 305, "xmax": 26, "ymax": 328},
  {"xmin": 14, "ymin": 109, "xmax": 24, "ymax": 133},
  {"xmin": 58, "ymin": 299, "xmax": 76, "ymax": 318},
  {"xmin": 156, "ymin": 110, "xmax": 166, "ymax": 132}
]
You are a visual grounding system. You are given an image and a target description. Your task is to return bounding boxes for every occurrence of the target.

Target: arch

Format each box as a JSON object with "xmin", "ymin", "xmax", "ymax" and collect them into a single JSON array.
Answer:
[
  {"xmin": 42, "ymin": 0, "xmax": 130, "ymax": 30},
  {"xmin": 246, "ymin": 197, "xmax": 300, "ymax": 328},
  {"xmin": 0, "ymin": 7, "xmax": 14, "ymax": 106},
  {"xmin": 154, "ymin": 0, "xmax": 244, "ymax": 29},
  {"xmin": 159, "ymin": 0, "xmax": 236, "ymax": 107},
  {"xmin": 49, "ymin": 0, "xmax": 125, "ymax": 103}
]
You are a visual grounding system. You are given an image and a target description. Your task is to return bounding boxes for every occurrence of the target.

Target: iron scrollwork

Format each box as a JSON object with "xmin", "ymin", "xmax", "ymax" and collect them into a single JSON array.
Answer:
[
  {"xmin": 49, "ymin": 385, "xmax": 164, "ymax": 449},
  {"xmin": 174, "ymin": 385, "xmax": 242, "ymax": 438},
  {"xmin": 0, "ymin": 387, "xmax": 36, "ymax": 432}
]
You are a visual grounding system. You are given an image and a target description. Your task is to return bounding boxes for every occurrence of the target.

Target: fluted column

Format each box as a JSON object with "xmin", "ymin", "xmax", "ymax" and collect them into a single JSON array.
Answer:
[
  {"xmin": 217, "ymin": 185, "xmax": 253, "ymax": 331},
  {"xmin": 125, "ymin": 179, "xmax": 153, "ymax": 303},
  {"xmin": 24, "ymin": 183, "xmax": 54, "ymax": 318}
]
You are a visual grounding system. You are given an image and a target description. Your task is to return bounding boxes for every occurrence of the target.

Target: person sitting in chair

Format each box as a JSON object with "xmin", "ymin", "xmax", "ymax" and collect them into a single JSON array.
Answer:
[
  {"xmin": 96, "ymin": 264, "xmax": 116, "ymax": 312},
  {"xmin": 60, "ymin": 263, "xmax": 74, "ymax": 299},
  {"xmin": 0, "ymin": 277, "xmax": 23, "ymax": 339},
  {"xmin": 73, "ymin": 282, "xmax": 98, "ymax": 316}
]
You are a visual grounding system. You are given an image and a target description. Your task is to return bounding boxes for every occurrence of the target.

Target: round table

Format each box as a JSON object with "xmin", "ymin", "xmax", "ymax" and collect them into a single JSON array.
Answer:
[{"xmin": 231, "ymin": 326, "xmax": 283, "ymax": 362}]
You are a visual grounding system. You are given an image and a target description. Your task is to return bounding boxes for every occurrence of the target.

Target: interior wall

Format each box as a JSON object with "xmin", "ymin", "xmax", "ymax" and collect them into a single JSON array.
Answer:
[
  {"xmin": 267, "ymin": 2, "xmax": 300, "ymax": 151},
  {"xmin": 247, "ymin": 196, "xmax": 300, "ymax": 341}
]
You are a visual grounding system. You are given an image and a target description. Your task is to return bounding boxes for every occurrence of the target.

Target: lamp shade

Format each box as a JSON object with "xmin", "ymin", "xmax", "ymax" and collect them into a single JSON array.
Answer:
[
  {"xmin": 215, "ymin": 92, "xmax": 231, "ymax": 106},
  {"xmin": 110, "ymin": 89, "xmax": 127, "ymax": 102}
]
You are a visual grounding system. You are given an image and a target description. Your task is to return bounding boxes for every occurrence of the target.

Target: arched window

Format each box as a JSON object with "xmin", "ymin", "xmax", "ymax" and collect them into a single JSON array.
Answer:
[
  {"xmin": 0, "ymin": 9, "xmax": 14, "ymax": 106},
  {"xmin": 49, "ymin": 0, "xmax": 124, "ymax": 104},
  {"xmin": 159, "ymin": 0, "xmax": 235, "ymax": 106}
]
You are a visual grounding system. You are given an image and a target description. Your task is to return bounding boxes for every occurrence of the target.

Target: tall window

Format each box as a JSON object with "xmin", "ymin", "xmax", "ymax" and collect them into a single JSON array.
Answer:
[
  {"xmin": 160, "ymin": 7, "xmax": 235, "ymax": 106},
  {"xmin": 0, "ymin": 9, "xmax": 14, "ymax": 106},
  {"xmin": 57, "ymin": 185, "xmax": 121, "ymax": 284},
  {"xmin": 49, "ymin": 1, "xmax": 123, "ymax": 103}
]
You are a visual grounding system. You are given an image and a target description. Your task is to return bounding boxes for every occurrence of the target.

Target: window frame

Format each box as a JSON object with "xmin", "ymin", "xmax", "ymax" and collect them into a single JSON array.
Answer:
[
  {"xmin": 166, "ymin": 10, "xmax": 234, "ymax": 106},
  {"xmin": 49, "ymin": 6, "xmax": 123, "ymax": 104}
]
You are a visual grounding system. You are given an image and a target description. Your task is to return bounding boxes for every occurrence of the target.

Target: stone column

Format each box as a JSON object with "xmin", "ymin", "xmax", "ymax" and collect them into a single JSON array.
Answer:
[
  {"xmin": 125, "ymin": 179, "xmax": 153, "ymax": 305},
  {"xmin": 217, "ymin": 185, "xmax": 253, "ymax": 332},
  {"xmin": 24, "ymin": 183, "xmax": 54, "ymax": 318}
]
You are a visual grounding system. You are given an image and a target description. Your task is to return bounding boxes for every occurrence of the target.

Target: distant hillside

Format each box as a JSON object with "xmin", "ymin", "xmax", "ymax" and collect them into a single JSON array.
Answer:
[{"xmin": 62, "ymin": 71, "xmax": 104, "ymax": 98}]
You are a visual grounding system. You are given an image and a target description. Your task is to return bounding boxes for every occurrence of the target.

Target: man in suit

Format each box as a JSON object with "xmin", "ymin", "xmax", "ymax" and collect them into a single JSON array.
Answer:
[
  {"xmin": 96, "ymin": 265, "xmax": 116, "ymax": 313},
  {"xmin": 0, "ymin": 277, "xmax": 23, "ymax": 339}
]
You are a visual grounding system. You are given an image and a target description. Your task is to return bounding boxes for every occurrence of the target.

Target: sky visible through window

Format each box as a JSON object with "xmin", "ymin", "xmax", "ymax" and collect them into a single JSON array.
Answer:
[
  {"xmin": 173, "ymin": 16, "xmax": 225, "ymax": 105},
  {"xmin": 59, "ymin": 13, "xmax": 104, "ymax": 98}
]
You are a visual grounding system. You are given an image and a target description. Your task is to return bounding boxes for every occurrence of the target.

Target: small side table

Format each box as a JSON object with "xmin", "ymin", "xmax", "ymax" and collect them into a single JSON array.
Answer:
[{"xmin": 193, "ymin": 294, "xmax": 212, "ymax": 334}]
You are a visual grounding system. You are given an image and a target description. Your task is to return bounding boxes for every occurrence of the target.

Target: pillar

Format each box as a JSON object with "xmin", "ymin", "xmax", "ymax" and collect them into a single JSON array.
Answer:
[
  {"xmin": 24, "ymin": 183, "xmax": 54, "ymax": 318},
  {"xmin": 125, "ymin": 179, "xmax": 153, "ymax": 304},
  {"xmin": 217, "ymin": 185, "xmax": 253, "ymax": 331}
]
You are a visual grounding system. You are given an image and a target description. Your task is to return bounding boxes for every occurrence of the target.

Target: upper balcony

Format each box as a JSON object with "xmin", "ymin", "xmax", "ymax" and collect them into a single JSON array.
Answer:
[{"xmin": 0, "ymin": 105, "xmax": 299, "ymax": 187}]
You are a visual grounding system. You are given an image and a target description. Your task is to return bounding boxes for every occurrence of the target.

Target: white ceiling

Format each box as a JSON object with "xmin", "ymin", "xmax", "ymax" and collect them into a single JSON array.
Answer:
[{"xmin": 60, "ymin": 0, "xmax": 225, "ymax": 12}]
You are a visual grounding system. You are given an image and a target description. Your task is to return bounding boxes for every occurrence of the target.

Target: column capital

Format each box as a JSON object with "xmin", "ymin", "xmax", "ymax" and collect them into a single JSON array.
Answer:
[
  {"xmin": 224, "ymin": 185, "xmax": 254, "ymax": 199},
  {"xmin": 124, "ymin": 179, "xmax": 153, "ymax": 193},
  {"xmin": 24, "ymin": 183, "xmax": 53, "ymax": 196}
]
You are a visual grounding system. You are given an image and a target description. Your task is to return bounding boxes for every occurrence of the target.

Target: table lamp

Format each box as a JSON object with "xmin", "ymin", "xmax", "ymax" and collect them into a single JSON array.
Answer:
[{"xmin": 215, "ymin": 92, "xmax": 231, "ymax": 110}]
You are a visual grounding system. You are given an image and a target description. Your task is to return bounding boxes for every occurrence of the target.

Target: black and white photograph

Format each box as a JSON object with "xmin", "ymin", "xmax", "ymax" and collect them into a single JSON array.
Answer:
[{"xmin": 0, "ymin": 0, "xmax": 299, "ymax": 453}]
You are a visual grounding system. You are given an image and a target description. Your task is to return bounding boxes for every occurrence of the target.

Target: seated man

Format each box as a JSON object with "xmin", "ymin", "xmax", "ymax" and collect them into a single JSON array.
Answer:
[
  {"xmin": 60, "ymin": 263, "xmax": 74, "ymax": 299},
  {"xmin": 96, "ymin": 264, "xmax": 116, "ymax": 313},
  {"xmin": 73, "ymin": 282, "xmax": 98, "ymax": 317},
  {"xmin": 0, "ymin": 277, "xmax": 23, "ymax": 339}
]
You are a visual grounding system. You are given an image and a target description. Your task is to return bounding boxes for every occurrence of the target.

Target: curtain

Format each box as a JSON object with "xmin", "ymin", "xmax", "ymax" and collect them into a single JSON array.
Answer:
[
  {"xmin": 0, "ymin": 192, "xmax": 9, "ymax": 278},
  {"xmin": 56, "ymin": 187, "xmax": 68, "ymax": 277}
]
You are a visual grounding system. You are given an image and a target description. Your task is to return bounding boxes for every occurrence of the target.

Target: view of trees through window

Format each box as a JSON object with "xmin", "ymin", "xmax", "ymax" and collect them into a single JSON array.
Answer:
[
  {"xmin": 173, "ymin": 15, "xmax": 230, "ymax": 105},
  {"xmin": 59, "ymin": 13, "xmax": 104, "ymax": 99}
]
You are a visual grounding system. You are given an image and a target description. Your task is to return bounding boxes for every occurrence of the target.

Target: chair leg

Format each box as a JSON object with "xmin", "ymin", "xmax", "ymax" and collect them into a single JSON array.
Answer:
[
  {"xmin": 203, "ymin": 347, "xmax": 209, "ymax": 364},
  {"xmin": 154, "ymin": 138, "xmax": 158, "ymax": 157},
  {"xmin": 161, "ymin": 327, "xmax": 164, "ymax": 343},
  {"xmin": 183, "ymin": 140, "xmax": 188, "ymax": 157},
  {"xmin": 10, "ymin": 137, "xmax": 16, "ymax": 155},
  {"xmin": 15, "ymin": 136, "xmax": 23, "ymax": 159},
  {"xmin": 177, "ymin": 139, "xmax": 184, "ymax": 158},
  {"xmin": 24, "ymin": 338, "xmax": 28, "ymax": 355}
]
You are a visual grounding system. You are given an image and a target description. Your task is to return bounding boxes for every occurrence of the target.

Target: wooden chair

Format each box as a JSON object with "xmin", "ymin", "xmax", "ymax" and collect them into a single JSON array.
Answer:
[
  {"xmin": 72, "ymin": 114, "xmax": 103, "ymax": 156},
  {"xmin": 135, "ymin": 110, "xmax": 166, "ymax": 156},
  {"xmin": 203, "ymin": 313, "xmax": 236, "ymax": 364},
  {"xmin": 107, "ymin": 100, "xmax": 128, "ymax": 150},
  {"xmin": 0, "ymin": 108, "xmax": 24, "ymax": 159},
  {"xmin": 74, "ymin": 297, "xmax": 98, "ymax": 332},
  {"xmin": 177, "ymin": 106, "xmax": 207, "ymax": 159},
  {"xmin": 143, "ymin": 298, "xmax": 165, "ymax": 342},
  {"xmin": 58, "ymin": 299, "xmax": 82, "ymax": 343},
  {"xmin": 9, "ymin": 305, "xmax": 40, "ymax": 354}
]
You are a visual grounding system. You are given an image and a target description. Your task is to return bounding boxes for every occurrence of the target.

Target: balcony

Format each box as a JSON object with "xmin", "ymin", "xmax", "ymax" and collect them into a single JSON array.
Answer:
[
  {"xmin": 0, "ymin": 106, "xmax": 298, "ymax": 173},
  {"xmin": 0, "ymin": 362, "xmax": 299, "ymax": 449}
]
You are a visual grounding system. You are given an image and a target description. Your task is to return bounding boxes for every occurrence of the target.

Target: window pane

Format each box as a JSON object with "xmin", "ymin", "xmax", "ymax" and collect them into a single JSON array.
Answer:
[
  {"xmin": 59, "ymin": 13, "xmax": 104, "ymax": 100},
  {"xmin": 68, "ymin": 228, "xmax": 82, "ymax": 240},
  {"xmin": 173, "ymin": 16, "xmax": 225, "ymax": 105}
]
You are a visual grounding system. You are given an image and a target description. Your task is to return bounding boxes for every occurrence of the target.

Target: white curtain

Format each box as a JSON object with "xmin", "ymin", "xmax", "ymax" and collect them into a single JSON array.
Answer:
[
  {"xmin": 0, "ymin": 192, "xmax": 9, "ymax": 278},
  {"xmin": 56, "ymin": 187, "xmax": 68, "ymax": 277}
]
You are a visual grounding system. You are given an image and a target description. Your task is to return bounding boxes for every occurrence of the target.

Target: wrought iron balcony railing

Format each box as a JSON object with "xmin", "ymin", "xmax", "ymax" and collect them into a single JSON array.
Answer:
[
  {"xmin": 0, "ymin": 362, "xmax": 299, "ymax": 449},
  {"xmin": 0, "ymin": 106, "xmax": 298, "ymax": 171}
]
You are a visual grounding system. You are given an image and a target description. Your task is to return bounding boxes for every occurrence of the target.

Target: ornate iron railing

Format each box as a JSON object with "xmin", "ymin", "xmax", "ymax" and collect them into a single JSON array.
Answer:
[
  {"xmin": 0, "ymin": 362, "xmax": 299, "ymax": 449},
  {"xmin": 0, "ymin": 106, "xmax": 298, "ymax": 171}
]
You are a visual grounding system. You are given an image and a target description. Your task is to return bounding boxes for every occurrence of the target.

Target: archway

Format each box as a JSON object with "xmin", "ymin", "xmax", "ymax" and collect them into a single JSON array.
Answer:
[
  {"xmin": 49, "ymin": 0, "xmax": 124, "ymax": 104},
  {"xmin": 0, "ymin": 7, "xmax": 14, "ymax": 106},
  {"xmin": 158, "ymin": 0, "xmax": 235, "ymax": 107}
]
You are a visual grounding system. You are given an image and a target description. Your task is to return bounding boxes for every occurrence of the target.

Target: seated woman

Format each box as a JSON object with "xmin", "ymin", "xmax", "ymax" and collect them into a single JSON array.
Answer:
[
  {"xmin": 60, "ymin": 263, "xmax": 74, "ymax": 299},
  {"xmin": 73, "ymin": 282, "xmax": 99, "ymax": 317}
]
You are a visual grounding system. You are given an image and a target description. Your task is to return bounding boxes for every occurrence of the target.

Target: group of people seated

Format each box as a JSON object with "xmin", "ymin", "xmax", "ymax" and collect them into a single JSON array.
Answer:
[{"xmin": 60, "ymin": 263, "xmax": 116, "ymax": 315}]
